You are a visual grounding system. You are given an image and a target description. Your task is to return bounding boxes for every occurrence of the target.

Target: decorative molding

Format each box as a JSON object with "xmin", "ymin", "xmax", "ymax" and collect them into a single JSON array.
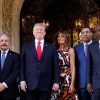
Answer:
[
  {"xmin": 11, "ymin": 0, "xmax": 24, "ymax": 52},
  {"xmin": 2, "ymin": 0, "xmax": 14, "ymax": 34},
  {"xmin": 1, "ymin": 0, "xmax": 24, "ymax": 52},
  {"xmin": 0, "ymin": 0, "xmax": 3, "ymax": 34}
]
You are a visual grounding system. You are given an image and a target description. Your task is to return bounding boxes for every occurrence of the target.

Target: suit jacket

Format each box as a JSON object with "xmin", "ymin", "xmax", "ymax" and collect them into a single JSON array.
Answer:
[
  {"xmin": 74, "ymin": 43, "xmax": 87, "ymax": 88},
  {"xmin": 0, "ymin": 50, "xmax": 20, "ymax": 98},
  {"xmin": 20, "ymin": 41, "xmax": 59, "ymax": 91},
  {"xmin": 87, "ymin": 41, "xmax": 100, "ymax": 89}
]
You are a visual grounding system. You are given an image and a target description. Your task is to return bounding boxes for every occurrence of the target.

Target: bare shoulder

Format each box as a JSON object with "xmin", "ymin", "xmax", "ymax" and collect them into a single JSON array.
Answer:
[{"xmin": 68, "ymin": 48, "xmax": 75, "ymax": 54}]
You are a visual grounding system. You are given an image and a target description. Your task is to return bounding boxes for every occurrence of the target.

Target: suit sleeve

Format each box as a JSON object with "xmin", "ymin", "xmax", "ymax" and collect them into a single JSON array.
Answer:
[
  {"xmin": 73, "ymin": 47, "xmax": 79, "ymax": 86},
  {"xmin": 53, "ymin": 45, "xmax": 60, "ymax": 84},
  {"xmin": 4, "ymin": 54, "xmax": 20, "ymax": 87},
  {"xmin": 20, "ymin": 45, "xmax": 26, "ymax": 82}
]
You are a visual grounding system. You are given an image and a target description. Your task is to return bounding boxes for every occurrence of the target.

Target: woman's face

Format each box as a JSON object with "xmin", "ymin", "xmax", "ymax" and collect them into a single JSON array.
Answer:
[{"xmin": 57, "ymin": 32, "xmax": 66, "ymax": 44}]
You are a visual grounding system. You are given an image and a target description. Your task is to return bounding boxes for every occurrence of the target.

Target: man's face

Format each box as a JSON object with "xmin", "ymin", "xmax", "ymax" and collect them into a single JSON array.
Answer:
[
  {"xmin": 33, "ymin": 24, "xmax": 46, "ymax": 40},
  {"xmin": 0, "ymin": 35, "xmax": 10, "ymax": 51},
  {"xmin": 81, "ymin": 28, "xmax": 92, "ymax": 42},
  {"xmin": 96, "ymin": 25, "xmax": 100, "ymax": 39}
]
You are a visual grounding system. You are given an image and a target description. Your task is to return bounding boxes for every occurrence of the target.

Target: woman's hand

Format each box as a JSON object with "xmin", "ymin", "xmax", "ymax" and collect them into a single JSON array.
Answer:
[{"xmin": 69, "ymin": 84, "xmax": 75, "ymax": 93}]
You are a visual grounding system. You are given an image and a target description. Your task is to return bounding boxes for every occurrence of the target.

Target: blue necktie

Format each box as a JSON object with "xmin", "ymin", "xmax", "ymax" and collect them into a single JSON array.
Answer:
[{"xmin": 1, "ymin": 51, "xmax": 6, "ymax": 70}]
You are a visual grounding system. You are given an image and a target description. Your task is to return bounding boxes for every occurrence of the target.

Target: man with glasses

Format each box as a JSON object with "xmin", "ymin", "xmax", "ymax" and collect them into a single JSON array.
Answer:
[{"xmin": 74, "ymin": 27, "xmax": 93, "ymax": 100}]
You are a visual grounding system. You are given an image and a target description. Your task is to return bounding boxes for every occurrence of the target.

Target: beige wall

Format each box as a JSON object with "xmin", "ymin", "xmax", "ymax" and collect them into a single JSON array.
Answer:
[
  {"xmin": 0, "ymin": 0, "xmax": 3, "ymax": 34},
  {"xmin": 0, "ymin": 0, "xmax": 24, "ymax": 53}
]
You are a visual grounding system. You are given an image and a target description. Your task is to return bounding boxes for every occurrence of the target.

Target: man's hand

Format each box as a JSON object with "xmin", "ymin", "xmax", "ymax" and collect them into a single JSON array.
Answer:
[
  {"xmin": 87, "ymin": 83, "xmax": 93, "ymax": 93},
  {"xmin": 0, "ymin": 83, "xmax": 6, "ymax": 92},
  {"xmin": 52, "ymin": 83, "xmax": 59, "ymax": 92},
  {"xmin": 20, "ymin": 82, "xmax": 27, "ymax": 92}
]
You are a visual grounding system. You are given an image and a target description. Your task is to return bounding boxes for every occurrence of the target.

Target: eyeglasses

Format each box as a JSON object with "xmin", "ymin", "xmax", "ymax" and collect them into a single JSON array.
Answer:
[{"xmin": 81, "ymin": 31, "xmax": 91, "ymax": 34}]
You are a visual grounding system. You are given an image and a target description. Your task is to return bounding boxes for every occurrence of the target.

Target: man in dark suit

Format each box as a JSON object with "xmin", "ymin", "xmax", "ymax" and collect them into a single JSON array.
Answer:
[
  {"xmin": 20, "ymin": 23, "xmax": 59, "ymax": 100},
  {"xmin": 74, "ymin": 27, "xmax": 93, "ymax": 100},
  {"xmin": 0, "ymin": 34, "xmax": 20, "ymax": 100},
  {"xmin": 87, "ymin": 24, "xmax": 100, "ymax": 100}
]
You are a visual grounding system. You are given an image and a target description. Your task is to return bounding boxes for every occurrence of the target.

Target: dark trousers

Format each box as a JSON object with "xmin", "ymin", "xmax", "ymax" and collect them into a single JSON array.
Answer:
[
  {"xmin": 91, "ymin": 89, "xmax": 100, "ymax": 100},
  {"xmin": 24, "ymin": 89, "xmax": 51, "ymax": 100},
  {"xmin": 0, "ymin": 93, "xmax": 16, "ymax": 100},
  {"xmin": 0, "ymin": 96, "xmax": 16, "ymax": 100},
  {"xmin": 78, "ymin": 88, "xmax": 91, "ymax": 100}
]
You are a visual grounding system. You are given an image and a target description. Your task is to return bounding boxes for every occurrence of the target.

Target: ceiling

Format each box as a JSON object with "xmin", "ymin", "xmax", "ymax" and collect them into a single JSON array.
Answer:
[
  {"xmin": 21, "ymin": 0, "xmax": 99, "ymax": 16},
  {"xmin": 20, "ymin": 0, "xmax": 100, "ymax": 44},
  {"xmin": 21, "ymin": 0, "xmax": 99, "ymax": 30}
]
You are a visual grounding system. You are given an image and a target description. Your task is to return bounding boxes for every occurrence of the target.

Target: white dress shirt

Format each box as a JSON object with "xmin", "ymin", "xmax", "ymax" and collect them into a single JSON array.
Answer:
[
  {"xmin": 1, "ymin": 49, "xmax": 9, "ymax": 58},
  {"xmin": 83, "ymin": 40, "xmax": 92, "ymax": 57},
  {"xmin": 83, "ymin": 40, "xmax": 92, "ymax": 46},
  {"xmin": 35, "ymin": 39, "xmax": 44, "ymax": 52},
  {"xmin": 99, "ymin": 40, "xmax": 100, "ymax": 49},
  {"xmin": 20, "ymin": 40, "xmax": 44, "ymax": 85}
]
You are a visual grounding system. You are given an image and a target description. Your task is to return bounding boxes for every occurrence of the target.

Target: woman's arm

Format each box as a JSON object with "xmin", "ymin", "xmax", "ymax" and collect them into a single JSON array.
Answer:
[{"xmin": 69, "ymin": 48, "xmax": 75, "ymax": 92}]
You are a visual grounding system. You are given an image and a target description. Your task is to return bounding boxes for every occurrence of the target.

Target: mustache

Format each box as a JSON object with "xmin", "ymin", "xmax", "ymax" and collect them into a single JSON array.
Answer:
[
  {"xmin": 1, "ymin": 44, "xmax": 7, "ymax": 46},
  {"xmin": 36, "ymin": 32, "xmax": 43, "ymax": 33}
]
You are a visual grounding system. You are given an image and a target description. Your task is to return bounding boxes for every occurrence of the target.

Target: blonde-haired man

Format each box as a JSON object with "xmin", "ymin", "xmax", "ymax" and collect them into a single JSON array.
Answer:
[{"xmin": 20, "ymin": 23, "xmax": 59, "ymax": 100}]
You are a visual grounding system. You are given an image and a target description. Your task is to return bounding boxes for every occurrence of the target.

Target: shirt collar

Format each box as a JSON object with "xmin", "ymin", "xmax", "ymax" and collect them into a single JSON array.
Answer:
[
  {"xmin": 1, "ymin": 49, "xmax": 9, "ymax": 54},
  {"xmin": 99, "ymin": 40, "xmax": 100, "ymax": 44},
  {"xmin": 35, "ymin": 39, "xmax": 44, "ymax": 45},
  {"xmin": 83, "ymin": 40, "xmax": 92, "ymax": 46}
]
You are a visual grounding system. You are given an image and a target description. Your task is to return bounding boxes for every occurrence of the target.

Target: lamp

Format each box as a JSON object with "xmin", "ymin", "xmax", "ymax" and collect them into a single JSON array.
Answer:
[
  {"xmin": 75, "ymin": 19, "xmax": 83, "ymax": 31},
  {"xmin": 75, "ymin": 19, "xmax": 83, "ymax": 27},
  {"xmin": 89, "ymin": 8, "xmax": 100, "ymax": 30},
  {"xmin": 43, "ymin": 20, "xmax": 49, "ymax": 28}
]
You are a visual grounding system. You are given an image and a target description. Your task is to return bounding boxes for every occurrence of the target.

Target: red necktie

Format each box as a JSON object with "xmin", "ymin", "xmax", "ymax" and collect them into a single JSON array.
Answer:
[{"xmin": 36, "ymin": 41, "xmax": 42, "ymax": 60}]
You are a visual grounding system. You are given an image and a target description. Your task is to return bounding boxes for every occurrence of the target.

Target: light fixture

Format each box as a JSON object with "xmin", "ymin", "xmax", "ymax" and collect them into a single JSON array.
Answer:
[
  {"xmin": 43, "ymin": 20, "xmax": 49, "ymax": 28},
  {"xmin": 75, "ymin": 19, "xmax": 83, "ymax": 28}
]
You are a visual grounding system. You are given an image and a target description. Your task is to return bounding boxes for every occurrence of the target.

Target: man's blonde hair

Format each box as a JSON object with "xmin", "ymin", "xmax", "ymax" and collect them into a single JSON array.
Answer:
[{"xmin": 33, "ymin": 23, "xmax": 46, "ymax": 30}]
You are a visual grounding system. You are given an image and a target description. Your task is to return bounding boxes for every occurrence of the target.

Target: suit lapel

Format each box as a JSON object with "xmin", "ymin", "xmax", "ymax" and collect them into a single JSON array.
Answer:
[
  {"xmin": 94, "ymin": 41, "xmax": 100, "ymax": 56},
  {"xmin": 3, "ymin": 50, "xmax": 12, "ymax": 71},
  {"xmin": 41, "ymin": 42, "xmax": 48, "ymax": 60},
  {"xmin": 81, "ymin": 43, "xmax": 84, "ymax": 52},
  {"xmin": 30, "ymin": 41, "xmax": 38, "ymax": 61},
  {"xmin": 30, "ymin": 41, "xmax": 48, "ymax": 61},
  {"xmin": 81, "ymin": 43, "xmax": 88, "ymax": 59},
  {"xmin": 80, "ymin": 43, "xmax": 85, "ymax": 56}
]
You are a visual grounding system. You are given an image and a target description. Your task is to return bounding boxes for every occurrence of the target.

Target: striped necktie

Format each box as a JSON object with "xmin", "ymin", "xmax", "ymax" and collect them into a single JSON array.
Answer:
[{"xmin": 1, "ymin": 51, "xmax": 6, "ymax": 70}]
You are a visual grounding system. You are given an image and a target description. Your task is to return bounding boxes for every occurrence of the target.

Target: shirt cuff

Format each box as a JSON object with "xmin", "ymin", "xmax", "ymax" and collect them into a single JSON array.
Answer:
[
  {"xmin": 20, "ymin": 81, "xmax": 26, "ymax": 84},
  {"xmin": 2, "ymin": 82, "xmax": 8, "ymax": 88}
]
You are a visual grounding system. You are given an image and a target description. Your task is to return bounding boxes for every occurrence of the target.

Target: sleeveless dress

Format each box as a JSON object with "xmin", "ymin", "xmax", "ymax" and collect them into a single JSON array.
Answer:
[{"xmin": 51, "ymin": 49, "xmax": 78, "ymax": 100}]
